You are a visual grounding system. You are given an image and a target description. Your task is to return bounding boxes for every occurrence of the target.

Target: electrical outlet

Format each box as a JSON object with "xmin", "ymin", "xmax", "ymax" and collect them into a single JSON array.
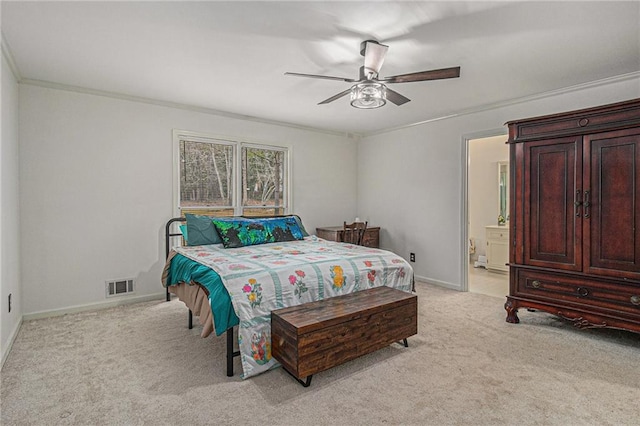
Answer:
[
  {"xmin": 8, "ymin": 293, "xmax": 11, "ymax": 313},
  {"xmin": 410, "ymin": 253, "xmax": 415, "ymax": 262}
]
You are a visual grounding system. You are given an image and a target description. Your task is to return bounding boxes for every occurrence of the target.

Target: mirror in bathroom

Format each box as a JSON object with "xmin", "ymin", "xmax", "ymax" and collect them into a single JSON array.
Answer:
[{"xmin": 498, "ymin": 161, "xmax": 509, "ymax": 225}]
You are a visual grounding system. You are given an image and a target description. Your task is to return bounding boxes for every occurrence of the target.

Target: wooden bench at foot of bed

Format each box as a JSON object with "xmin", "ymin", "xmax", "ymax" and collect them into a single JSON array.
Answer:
[{"xmin": 271, "ymin": 286, "xmax": 418, "ymax": 387}]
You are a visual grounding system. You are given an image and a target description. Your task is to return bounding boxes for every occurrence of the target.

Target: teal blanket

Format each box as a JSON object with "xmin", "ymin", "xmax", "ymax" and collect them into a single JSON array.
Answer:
[{"xmin": 166, "ymin": 253, "xmax": 239, "ymax": 335}]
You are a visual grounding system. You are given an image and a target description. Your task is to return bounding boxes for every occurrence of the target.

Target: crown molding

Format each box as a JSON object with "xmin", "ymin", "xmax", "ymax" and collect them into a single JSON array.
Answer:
[
  {"xmin": 1, "ymin": 32, "xmax": 22, "ymax": 82},
  {"xmin": 363, "ymin": 71, "xmax": 640, "ymax": 137},
  {"xmin": 18, "ymin": 77, "xmax": 360, "ymax": 139},
  {"xmin": 15, "ymin": 66, "xmax": 638, "ymax": 140}
]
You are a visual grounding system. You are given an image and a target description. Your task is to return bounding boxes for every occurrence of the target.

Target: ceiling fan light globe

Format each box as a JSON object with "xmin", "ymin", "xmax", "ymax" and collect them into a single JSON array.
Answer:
[{"xmin": 350, "ymin": 83, "xmax": 387, "ymax": 109}]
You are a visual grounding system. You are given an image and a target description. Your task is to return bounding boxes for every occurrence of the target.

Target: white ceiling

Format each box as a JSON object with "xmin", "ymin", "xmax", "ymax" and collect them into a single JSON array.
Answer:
[{"xmin": 2, "ymin": 1, "xmax": 639, "ymax": 135}]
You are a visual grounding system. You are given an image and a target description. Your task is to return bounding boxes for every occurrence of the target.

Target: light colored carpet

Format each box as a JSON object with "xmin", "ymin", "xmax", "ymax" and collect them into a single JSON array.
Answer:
[{"xmin": 1, "ymin": 282, "xmax": 639, "ymax": 425}]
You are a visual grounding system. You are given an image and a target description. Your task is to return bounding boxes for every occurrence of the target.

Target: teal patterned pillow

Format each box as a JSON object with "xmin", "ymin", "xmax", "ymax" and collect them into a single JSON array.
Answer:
[
  {"xmin": 212, "ymin": 217, "xmax": 304, "ymax": 248},
  {"xmin": 291, "ymin": 215, "xmax": 309, "ymax": 237},
  {"xmin": 185, "ymin": 214, "xmax": 222, "ymax": 246}
]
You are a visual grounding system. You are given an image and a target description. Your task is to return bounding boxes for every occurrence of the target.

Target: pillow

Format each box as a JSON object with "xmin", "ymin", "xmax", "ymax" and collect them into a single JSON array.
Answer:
[
  {"xmin": 291, "ymin": 215, "xmax": 309, "ymax": 237},
  {"xmin": 213, "ymin": 217, "xmax": 304, "ymax": 248},
  {"xmin": 185, "ymin": 214, "xmax": 222, "ymax": 246},
  {"xmin": 179, "ymin": 224, "xmax": 189, "ymax": 243},
  {"xmin": 238, "ymin": 214, "xmax": 309, "ymax": 236}
]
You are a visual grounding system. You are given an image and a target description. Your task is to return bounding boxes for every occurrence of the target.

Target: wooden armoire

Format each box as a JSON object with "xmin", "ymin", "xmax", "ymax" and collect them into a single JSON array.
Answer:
[{"xmin": 505, "ymin": 98, "xmax": 640, "ymax": 333}]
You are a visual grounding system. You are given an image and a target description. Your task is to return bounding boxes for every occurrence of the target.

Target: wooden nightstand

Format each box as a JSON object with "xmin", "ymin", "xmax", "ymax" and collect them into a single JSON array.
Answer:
[{"xmin": 315, "ymin": 226, "xmax": 380, "ymax": 248}]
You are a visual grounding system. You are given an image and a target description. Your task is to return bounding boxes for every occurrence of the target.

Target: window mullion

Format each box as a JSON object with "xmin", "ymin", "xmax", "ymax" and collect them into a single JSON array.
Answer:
[{"xmin": 235, "ymin": 143, "xmax": 243, "ymax": 216}]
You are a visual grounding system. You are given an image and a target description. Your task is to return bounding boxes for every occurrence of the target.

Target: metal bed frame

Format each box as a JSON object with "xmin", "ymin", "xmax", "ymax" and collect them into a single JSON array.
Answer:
[
  {"xmin": 164, "ymin": 217, "xmax": 239, "ymax": 377},
  {"xmin": 164, "ymin": 214, "xmax": 415, "ymax": 378}
]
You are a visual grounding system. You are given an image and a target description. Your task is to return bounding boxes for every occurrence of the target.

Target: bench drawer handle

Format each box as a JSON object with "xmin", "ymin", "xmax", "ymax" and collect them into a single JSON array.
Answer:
[
  {"xmin": 531, "ymin": 280, "xmax": 541, "ymax": 289},
  {"xmin": 631, "ymin": 295, "xmax": 640, "ymax": 306},
  {"xmin": 577, "ymin": 287, "xmax": 589, "ymax": 297}
]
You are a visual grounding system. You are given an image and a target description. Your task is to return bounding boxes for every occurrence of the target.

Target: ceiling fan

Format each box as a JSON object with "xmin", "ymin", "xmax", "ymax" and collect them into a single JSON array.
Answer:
[{"xmin": 285, "ymin": 40, "xmax": 461, "ymax": 109}]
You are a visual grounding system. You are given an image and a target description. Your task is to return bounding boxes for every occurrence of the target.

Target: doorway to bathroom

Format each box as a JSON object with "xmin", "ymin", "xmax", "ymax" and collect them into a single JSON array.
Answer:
[{"xmin": 466, "ymin": 134, "xmax": 509, "ymax": 298}]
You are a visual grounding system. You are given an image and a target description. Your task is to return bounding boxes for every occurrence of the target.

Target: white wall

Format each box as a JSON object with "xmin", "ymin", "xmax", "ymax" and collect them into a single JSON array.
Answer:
[
  {"xmin": 468, "ymin": 135, "xmax": 509, "ymax": 260},
  {"xmin": 19, "ymin": 85, "xmax": 357, "ymax": 316},
  {"xmin": 358, "ymin": 76, "xmax": 640, "ymax": 289},
  {"xmin": 12, "ymin": 69, "xmax": 640, "ymax": 321},
  {"xmin": 1, "ymin": 51, "xmax": 22, "ymax": 365}
]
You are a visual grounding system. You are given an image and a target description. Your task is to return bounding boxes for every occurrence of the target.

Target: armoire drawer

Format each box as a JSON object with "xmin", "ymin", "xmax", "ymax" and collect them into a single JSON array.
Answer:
[
  {"xmin": 510, "ymin": 100, "xmax": 640, "ymax": 141},
  {"xmin": 515, "ymin": 269, "xmax": 640, "ymax": 316}
]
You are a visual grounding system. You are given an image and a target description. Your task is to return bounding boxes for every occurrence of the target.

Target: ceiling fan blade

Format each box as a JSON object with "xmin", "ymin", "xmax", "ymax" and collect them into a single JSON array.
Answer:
[
  {"xmin": 285, "ymin": 72, "xmax": 357, "ymax": 83},
  {"xmin": 362, "ymin": 40, "xmax": 389, "ymax": 78},
  {"xmin": 318, "ymin": 88, "xmax": 352, "ymax": 105},
  {"xmin": 382, "ymin": 66, "xmax": 461, "ymax": 83},
  {"xmin": 385, "ymin": 88, "xmax": 411, "ymax": 106}
]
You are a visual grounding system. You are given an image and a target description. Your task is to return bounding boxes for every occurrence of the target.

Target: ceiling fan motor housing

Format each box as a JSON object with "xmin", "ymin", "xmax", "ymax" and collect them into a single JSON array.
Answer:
[{"xmin": 360, "ymin": 40, "xmax": 380, "ymax": 57}]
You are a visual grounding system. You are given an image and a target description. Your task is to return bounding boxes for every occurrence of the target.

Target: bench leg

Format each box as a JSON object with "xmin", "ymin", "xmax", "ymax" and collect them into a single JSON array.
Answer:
[
  {"xmin": 281, "ymin": 366, "xmax": 313, "ymax": 387},
  {"xmin": 188, "ymin": 310, "xmax": 193, "ymax": 329},
  {"xmin": 299, "ymin": 375, "xmax": 313, "ymax": 387},
  {"xmin": 402, "ymin": 338, "xmax": 408, "ymax": 348}
]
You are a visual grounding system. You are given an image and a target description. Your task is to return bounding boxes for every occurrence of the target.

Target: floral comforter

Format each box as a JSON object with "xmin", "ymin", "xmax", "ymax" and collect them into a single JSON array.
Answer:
[{"xmin": 172, "ymin": 235, "xmax": 414, "ymax": 379}]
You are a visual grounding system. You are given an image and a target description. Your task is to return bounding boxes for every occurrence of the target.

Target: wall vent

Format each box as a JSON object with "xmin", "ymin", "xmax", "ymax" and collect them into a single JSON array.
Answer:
[{"xmin": 105, "ymin": 279, "xmax": 135, "ymax": 298}]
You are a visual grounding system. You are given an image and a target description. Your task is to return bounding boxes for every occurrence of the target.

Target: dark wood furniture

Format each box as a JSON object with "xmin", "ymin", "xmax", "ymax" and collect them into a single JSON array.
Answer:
[
  {"xmin": 342, "ymin": 221, "xmax": 368, "ymax": 245},
  {"xmin": 271, "ymin": 286, "xmax": 417, "ymax": 386},
  {"xmin": 316, "ymin": 225, "xmax": 380, "ymax": 248},
  {"xmin": 505, "ymin": 98, "xmax": 640, "ymax": 333}
]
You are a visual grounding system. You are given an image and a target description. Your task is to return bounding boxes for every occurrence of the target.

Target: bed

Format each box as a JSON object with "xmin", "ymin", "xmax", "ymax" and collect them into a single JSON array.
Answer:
[{"xmin": 161, "ymin": 214, "xmax": 414, "ymax": 379}]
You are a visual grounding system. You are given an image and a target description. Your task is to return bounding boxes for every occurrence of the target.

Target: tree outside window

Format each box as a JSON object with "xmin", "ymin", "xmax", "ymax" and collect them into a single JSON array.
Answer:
[
  {"xmin": 177, "ymin": 135, "xmax": 288, "ymax": 217},
  {"xmin": 242, "ymin": 146, "xmax": 286, "ymax": 216}
]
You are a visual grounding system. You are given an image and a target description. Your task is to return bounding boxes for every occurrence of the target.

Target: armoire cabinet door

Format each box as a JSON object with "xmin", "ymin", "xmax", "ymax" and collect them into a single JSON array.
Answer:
[
  {"xmin": 524, "ymin": 137, "xmax": 582, "ymax": 270},
  {"xmin": 584, "ymin": 128, "xmax": 640, "ymax": 279}
]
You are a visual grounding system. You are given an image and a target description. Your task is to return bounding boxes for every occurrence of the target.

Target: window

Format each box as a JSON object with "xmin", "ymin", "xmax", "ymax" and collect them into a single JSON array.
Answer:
[
  {"xmin": 174, "ymin": 131, "xmax": 289, "ymax": 217},
  {"xmin": 178, "ymin": 137, "xmax": 235, "ymax": 216},
  {"xmin": 241, "ymin": 145, "xmax": 287, "ymax": 216}
]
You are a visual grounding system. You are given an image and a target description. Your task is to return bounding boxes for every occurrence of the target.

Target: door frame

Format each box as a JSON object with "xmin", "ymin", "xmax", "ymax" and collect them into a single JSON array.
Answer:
[{"xmin": 460, "ymin": 128, "xmax": 508, "ymax": 291}]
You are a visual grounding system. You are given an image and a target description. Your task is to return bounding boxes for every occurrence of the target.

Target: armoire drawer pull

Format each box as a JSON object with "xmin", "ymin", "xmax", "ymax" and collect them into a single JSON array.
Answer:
[
  {"xmin": 531, "ymin": 280, "xmax": 541, "ymax": 288},
  {"xmin": 577, "ymin": 287, "xmax": 590, "ymax": 297},
  {"xmin": 631, "ymin": 295, "xmax": 640, "ymax": 305}
]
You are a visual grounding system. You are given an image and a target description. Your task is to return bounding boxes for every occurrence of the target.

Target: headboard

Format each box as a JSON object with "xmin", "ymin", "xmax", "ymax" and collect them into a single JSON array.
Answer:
[{"xmin": 164, "ymin": 217, "xmax": 186, "ymax": 301}]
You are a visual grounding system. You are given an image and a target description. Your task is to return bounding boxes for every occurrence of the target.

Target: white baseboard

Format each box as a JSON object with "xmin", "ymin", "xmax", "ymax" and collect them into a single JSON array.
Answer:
[
  {"xmin": 23, "ymin": 292, "xmax": 166, "ymax": 321},
  {"xmin": 377, "ymin": 246, "xmax": 462, "ymax": 292},
  {"xmin": 1, "ymin": 316, "xmax": 23, "ymax": 371},
  {"xmin": 414, "ymin": 274, "xmax": 462, "ymax": 291}
]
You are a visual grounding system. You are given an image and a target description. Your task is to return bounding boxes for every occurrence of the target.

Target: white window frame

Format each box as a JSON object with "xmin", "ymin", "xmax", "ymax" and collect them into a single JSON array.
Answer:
[
  {"xmin": 172, "ymin": 129, "xmax": 292, "ymax": 217},
  {"xmin": 240, "ymin": 142, "xmax": 290, "ymax": 216}
]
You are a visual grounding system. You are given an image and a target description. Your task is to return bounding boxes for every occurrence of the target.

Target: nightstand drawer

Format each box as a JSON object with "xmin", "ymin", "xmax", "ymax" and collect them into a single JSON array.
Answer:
[{"xmin": 486, "ymin": 229, "xmax": 508, "ymax": 241}]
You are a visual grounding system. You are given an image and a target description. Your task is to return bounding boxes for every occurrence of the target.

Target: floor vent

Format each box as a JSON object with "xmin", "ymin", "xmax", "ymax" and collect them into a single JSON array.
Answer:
[{"xmin": 105, "ymin": 279, "xmax": 135, "ymax": 298}]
